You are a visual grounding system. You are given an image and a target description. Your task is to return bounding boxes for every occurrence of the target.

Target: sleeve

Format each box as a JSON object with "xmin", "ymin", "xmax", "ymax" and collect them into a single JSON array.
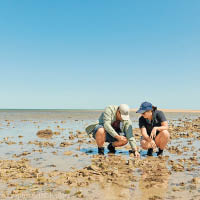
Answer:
[
  {"xmin": 124, "ymin": 120, "xmax": 137, "ymax": 150},
  {"xmin": 103, "ymin": 106, "xmax": 118, "ymax": 138},
  {"xmin": 157, "ymin": 111, "xmax": 167, "ymax": 122},
  {"xmin": 139, "ymin": 117, "xmax": 145, "ymax": 128}
]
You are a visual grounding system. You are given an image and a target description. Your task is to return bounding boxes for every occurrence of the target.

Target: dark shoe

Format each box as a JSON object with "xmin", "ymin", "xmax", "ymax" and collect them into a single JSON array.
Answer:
[
  {"xmin": 129, "ymin": 150, "xmax": 135, "ymax": 154},
  {"xmin": 98, "ymin": 147, "xmax": 104, "ymax": 155},
  {"xmin": 107, "ymin": 143, "xmax": 116, "ymax": 153},
  {"xmin": 157, "ymin": 148, "xmax": 163, "ymax": 156},
  {"xmin": 147, "ymin": 148, "xmax": 153, "ymax": 156}
]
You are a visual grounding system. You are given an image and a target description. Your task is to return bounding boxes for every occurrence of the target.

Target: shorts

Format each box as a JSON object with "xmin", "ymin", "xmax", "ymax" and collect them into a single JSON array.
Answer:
[{"xmin": 92, "ymin": 125, "xmax": 118, "ymax": 143}]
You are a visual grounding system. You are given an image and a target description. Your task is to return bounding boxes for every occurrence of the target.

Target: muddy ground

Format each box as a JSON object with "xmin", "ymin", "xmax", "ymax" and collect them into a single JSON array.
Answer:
[{"xmin": 0, "ymin": 110, "xmax": 199, "ymax": 200}]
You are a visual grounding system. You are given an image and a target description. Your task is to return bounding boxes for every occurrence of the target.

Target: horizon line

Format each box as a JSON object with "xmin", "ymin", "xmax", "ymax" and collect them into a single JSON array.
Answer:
[{"xmin": 0, "ymin": 108, "xmax": 200, "ymax": 113}]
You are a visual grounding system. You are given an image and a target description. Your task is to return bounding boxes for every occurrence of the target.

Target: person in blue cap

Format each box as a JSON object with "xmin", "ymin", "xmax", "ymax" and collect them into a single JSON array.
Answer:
[{"xmin": 136, "ymin": 102, "xmax": 170, "ymax": 156}]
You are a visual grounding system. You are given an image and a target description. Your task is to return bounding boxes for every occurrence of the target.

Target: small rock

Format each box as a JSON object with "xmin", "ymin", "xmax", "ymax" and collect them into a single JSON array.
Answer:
[
  {"xmin": 54, "ymin": 131, "xmax": 60, "ymax": 135},
  {"xmin": 64, "ymin": 151, "xmax": 73, "ymax": 156},
  {"xmin": 36, "ymin": 129, "xmax": 53, "ymax": 139},
  {"xmin": 192, "ymin": 177, "xmax": 200, "ymax": 184}
]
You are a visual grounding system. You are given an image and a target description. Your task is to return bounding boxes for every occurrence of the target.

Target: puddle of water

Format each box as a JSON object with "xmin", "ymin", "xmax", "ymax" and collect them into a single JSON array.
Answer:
[{"xmin": 0, "ymin": 110, "xmax": 199, "ymax": 199}]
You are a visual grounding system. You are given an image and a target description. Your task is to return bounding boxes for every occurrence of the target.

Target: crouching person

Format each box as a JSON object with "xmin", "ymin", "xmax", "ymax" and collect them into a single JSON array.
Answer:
[
  {"xmin": 85, "ymin": 104, "xmax": 140, "ymax": 157},
  {"xmin": 136, "ymin": 102, "xmax": 170, "ymax": 156}
]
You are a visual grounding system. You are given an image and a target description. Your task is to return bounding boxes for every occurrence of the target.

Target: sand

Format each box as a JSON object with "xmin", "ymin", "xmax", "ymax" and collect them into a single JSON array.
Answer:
[{"xmin": 0, "ymin": 110, "xmax": 199, "ymax": 199}]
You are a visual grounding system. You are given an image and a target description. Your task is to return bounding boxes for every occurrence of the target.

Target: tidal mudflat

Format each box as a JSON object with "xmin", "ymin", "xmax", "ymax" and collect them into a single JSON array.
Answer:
[{"xmin": 0, "ymin": 110, "xmax": 199, "ymax": 200}]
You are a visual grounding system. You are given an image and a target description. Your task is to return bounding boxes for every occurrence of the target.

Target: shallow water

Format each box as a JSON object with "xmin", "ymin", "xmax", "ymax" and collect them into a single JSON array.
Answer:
[{"xmin": 0, "ymin": 110, "xmax": 199, "ymax": 199}]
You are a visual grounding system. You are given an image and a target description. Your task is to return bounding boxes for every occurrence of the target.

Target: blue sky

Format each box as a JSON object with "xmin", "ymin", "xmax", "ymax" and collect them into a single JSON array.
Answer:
[{"xmin": 0, "ymin": 0, "xmax": 199, "ymax": 109}]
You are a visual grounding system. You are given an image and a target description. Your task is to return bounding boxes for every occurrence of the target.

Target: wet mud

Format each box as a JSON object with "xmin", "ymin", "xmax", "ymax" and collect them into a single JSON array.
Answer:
[{"xmin": 0, "ymin": 111, "xmax": 199, "ymax": 199}]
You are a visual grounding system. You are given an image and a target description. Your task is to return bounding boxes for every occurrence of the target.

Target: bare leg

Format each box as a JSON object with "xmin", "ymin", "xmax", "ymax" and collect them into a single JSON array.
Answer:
[
  {"xmin": 155, "ymin": 130, "xmax": 170, "ymax": 150},
  {"xmin": 95, "ymin": 128, "xmax": 106, "ymax": 147},
  {"xmin": 112, "ymin": 138, "xmax": 128, "ymax": 147},
  {"xmin": 140, "ymin": 139, "xmax": 153, "ymax": 150}
]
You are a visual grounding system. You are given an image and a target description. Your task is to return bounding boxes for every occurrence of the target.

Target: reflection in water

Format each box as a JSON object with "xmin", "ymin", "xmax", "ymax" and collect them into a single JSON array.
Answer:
[
  {"xmin": 81, "ymin": 156, "xmax": 170, "ymax": 200},
  {"xmin": 0, "ymin": 111, "xmax": 199, "ymax": 199},
  {"xmin": 138, "ymin": 157, "xmax": 170, "ymax": 200},
  {"xmin": 80, "ymin": 147, "xmax": 130, "ymax": 156},
  {"xmin": 78, "ymin": 155, "xmax": 136, "ymax": 200},
  {"xmin": 101, "ymin": 182, "xmax": 131, "ymax": 200}
]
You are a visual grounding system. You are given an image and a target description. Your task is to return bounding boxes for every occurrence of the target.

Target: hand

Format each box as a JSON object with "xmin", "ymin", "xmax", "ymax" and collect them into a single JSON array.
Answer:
[
  {"xmin": 134, "ymin": 150, "xmax": 140, "ymax": 158},
  {"xmin": 150, "ymin": 127, "xmax": 157, "ymax": 139},
  {"xmin": 128, "ymin": 149, "xmax": 140, "ymax": 158},
  {"xmin": 115, "ymin": 135, "xmax": 127, "ymax": 142}
]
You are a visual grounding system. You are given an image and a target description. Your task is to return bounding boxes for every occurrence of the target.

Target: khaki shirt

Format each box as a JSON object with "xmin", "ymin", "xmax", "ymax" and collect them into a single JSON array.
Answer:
[{"xmin": 85, "ymin": 105, "xmax": 137, "ymax": 150}]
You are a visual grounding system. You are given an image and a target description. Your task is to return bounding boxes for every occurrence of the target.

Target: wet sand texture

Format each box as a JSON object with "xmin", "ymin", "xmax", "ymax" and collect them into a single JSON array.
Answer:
[{"xmin": 0, "ymin": 111, "xmax": 199, "ymax": 199}]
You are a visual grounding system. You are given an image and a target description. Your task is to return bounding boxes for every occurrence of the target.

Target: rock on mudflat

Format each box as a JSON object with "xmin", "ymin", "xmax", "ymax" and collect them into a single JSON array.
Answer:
[
  {"xmin": 192, "ymin": 177, "xmax": 200, "ymax": 184},
  {"xmin": 36, "ymin": 129, "xmax": 53, "ymax": 139}
]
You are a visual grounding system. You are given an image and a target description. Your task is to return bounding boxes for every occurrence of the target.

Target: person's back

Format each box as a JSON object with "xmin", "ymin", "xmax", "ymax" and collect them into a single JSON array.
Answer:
[{"xmin": 98, "ymin": 105, "xmax": 118, "ymax": 125}]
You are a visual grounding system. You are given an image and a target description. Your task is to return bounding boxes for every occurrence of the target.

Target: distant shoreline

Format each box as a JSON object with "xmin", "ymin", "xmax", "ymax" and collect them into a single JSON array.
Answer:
[
  {"xmin": 0, "ymin": 108, "xmax": 200, "ymax": 113},
  {"xmin": 131, "ymin": 109, "xmax": 200, "ymax": 113}
]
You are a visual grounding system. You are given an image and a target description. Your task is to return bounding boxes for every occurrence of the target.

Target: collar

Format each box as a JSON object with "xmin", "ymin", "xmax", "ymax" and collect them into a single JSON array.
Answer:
[{"xmin": 145, "ymin": 111, "xmax": 156, "ymax": 124}]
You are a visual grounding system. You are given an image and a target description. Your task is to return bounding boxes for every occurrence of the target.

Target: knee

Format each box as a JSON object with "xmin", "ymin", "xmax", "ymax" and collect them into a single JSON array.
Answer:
[
  {"xmin": 97, "ymin": 128, "xmax": 105, "ymax": 135},
  {"xmin": 96, "ymin": 128, "xmax": 106, "ymax": 138},
  {"xmin": 140, "ymin": 140, "xmax": 148, "ymax": 149},
  {"xmin": 122, "ymin": 138, "xmax": 128, "ymax": 145},
  {"xmin": 161, "ymin": 130, "xmax": 170, "ymax": 139},
  {"xmin": 140, "ymin": 140, "xmax": 145, "ymax": 146},
  {"xmin": 118, "ymin": 138, "xmax": 128, "ymax": 146},
  {"xmin": 140, "ymin": 139, "xmax": 147, "ymax": 145}
]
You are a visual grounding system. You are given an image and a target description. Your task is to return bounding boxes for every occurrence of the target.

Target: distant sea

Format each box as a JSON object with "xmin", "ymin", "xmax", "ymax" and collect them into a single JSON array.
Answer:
[{"xmin": 0, "ymin": 109, "xmax": 199, "ymax": 120}]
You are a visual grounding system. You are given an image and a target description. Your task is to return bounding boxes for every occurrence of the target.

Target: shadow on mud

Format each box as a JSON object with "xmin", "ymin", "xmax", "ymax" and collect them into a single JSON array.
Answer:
[{"xmin": 80, "ymin": 148, "xmax": 130, "ymax": 155}]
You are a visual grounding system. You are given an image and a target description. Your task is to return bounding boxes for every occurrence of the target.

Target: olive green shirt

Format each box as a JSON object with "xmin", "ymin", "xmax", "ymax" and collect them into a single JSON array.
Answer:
[{"xmin": 86, "ymin": 105, "xmax": 137, "ymax": 151}]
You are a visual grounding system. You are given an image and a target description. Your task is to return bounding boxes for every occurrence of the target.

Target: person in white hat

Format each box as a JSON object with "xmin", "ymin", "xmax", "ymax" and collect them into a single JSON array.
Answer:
[{"xmin": 86, "ymin": 104, "xmax": 140, "ymax": 157}]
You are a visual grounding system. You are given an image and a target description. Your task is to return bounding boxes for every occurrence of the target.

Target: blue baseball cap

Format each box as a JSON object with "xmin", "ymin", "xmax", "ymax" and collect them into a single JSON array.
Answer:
[{"xmin": 136, "ymin": 102, "xmax": 153, "ymax": 114}]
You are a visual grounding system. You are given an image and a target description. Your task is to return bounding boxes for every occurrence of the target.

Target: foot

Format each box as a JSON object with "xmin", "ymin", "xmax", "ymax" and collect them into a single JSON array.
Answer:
[
  {"xmin": 107, "ymin": 143, "xmax": 116, "ymax": 153},
  {"xmin": 98, "ymin": 147, "xmax": 104, "ymax": 155},
  {"xmin": 157, "ymin": 148, "xmax": 163, "ymax": 156},
  {"xmin": 129, "ymin": 150, "xmax": 135, "ymax": 154},
  {"xmin": 147, "ymin": 148, "xmax": 153, "ymax": 156}
]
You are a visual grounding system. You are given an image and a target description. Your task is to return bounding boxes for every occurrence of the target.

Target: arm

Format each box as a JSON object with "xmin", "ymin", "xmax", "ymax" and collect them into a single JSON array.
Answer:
[
  {"xmin": 150, "ymin": 121, "xmax": 168, "ymax": 139},
  {"xmin": 124, "ymin": 121, "xmax": 138, "ymax": 152},
  {"xmin": 155, "ymin": 111, "xmax": 168, "ymax": 131},
  {"xmin": 150, "ymin": 111, "xmax": 168, "ymax": 139},
  {"xmin": 139, "ymin": 117, "xmax": 152, "ymax": 142},
  {"xmin": 141, "ymin": 127, "xmax": 151, "ymax": 142},
  {"xmin": 156, "ymin": 121, "xmax": 168, "ymax": 131}
]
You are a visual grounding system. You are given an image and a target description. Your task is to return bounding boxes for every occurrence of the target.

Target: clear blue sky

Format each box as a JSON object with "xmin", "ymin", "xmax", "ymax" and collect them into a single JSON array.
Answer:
[{"xmin": 0, "ymin": 0, "xmax": 199, "ymax": 109}]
